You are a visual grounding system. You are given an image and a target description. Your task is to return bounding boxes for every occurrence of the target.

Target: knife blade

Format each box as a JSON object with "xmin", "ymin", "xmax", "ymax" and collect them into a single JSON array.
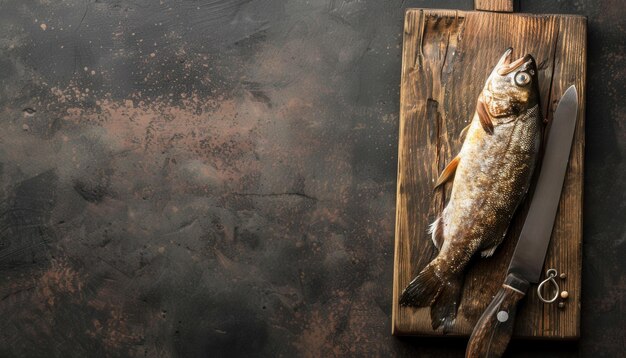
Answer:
[{"xmin": 465, "ymin": 85, "xmax": 579, "ymax": 358}]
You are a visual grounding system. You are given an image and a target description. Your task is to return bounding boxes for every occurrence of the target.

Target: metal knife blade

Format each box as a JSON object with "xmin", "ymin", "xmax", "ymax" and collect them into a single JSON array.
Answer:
[{"xmin": 507, "ymin": 85, "xmax": 579, "ymax": 283}]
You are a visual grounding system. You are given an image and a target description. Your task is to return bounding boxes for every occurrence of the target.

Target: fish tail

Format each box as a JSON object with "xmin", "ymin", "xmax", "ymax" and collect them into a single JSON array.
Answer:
[
  {"xmin": 400, "ymin": 261, "xmax": 463, "ymax": 332},
  {"xmin": 399, "ymin": 261, "xmax": 443, "ymax": 307},
  {"xmin": 430, "ymin": 274, "xmax": 463, "ymax": 333}
]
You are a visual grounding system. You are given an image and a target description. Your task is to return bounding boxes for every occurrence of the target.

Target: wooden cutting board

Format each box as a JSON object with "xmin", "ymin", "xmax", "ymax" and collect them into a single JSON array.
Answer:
[{"xmin": 392, "ymin": 0, "xmax": 585, "ymax": 338}]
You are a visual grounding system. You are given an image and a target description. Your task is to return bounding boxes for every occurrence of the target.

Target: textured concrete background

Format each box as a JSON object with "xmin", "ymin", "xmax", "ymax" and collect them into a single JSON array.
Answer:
[{"xmin": 0, "ymin": 0, "xmax": 623, "ymax": 357}]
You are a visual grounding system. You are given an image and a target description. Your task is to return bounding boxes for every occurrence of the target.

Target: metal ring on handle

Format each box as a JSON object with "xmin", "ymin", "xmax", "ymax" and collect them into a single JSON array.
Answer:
[{"xmin": 537, "ymin": 269, "xmax": 559, "ymax": 303}]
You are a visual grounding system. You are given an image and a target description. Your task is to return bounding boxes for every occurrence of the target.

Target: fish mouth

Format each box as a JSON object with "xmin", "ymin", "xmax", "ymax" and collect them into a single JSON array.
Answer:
[{"xmin": 495, "ymin": 48, "xmax": 534, "ymax": 75}]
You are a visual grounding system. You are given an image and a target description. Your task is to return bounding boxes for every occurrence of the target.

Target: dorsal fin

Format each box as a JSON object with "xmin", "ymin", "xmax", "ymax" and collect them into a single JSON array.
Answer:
[{"xmin": 434, "ymin": 156, "xmax": 460, "ymax": 189}]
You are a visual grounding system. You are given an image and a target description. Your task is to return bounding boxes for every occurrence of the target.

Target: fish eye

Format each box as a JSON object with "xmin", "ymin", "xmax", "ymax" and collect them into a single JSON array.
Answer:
[{"xmin": 515, "ymin": 71, "xmax": 531, "ymax": 86}]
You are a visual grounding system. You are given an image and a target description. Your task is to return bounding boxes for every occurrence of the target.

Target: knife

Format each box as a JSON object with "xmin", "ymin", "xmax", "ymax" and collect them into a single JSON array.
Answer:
[{"xmin": 465, "ymin": 85, "xmax": 579, "ymax": 358}]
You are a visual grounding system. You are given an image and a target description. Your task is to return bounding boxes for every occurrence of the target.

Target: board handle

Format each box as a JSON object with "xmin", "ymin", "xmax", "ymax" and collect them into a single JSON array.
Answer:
[
  {"xmin": 474, "ymin": 0, "xmax": 514, "ymax": 12},
  {"xmin": 465, "ymin": 273, "xmax": 529, "ymax": 358}
]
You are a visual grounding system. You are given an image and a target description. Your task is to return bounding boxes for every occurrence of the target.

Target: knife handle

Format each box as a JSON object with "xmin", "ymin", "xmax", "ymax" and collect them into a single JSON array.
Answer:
[{"xmin": 465, "ymin": 273, "xmax": 529, "ymax": 358}]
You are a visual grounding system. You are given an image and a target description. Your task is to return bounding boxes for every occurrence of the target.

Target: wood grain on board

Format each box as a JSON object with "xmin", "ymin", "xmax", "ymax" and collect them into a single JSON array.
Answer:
[
  {"xmin": 392, "ymin": 8, "xmax": 586, "ymax": 338},
  {"xmin": 475, "ymin": 0, "xmax": 514, "ymax": 12}
]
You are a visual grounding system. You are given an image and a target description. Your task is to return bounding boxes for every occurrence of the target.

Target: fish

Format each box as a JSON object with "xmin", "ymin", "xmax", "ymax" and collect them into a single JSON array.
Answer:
[{"xmin": 399, "ymin": 48, "xmax": 543, "ymax": 332}]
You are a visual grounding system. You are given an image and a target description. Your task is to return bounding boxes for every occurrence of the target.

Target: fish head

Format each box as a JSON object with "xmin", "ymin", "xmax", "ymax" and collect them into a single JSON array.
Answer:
[{"xmin": 483, "ymin": 48, "xmax": 540, "ymax": 118}]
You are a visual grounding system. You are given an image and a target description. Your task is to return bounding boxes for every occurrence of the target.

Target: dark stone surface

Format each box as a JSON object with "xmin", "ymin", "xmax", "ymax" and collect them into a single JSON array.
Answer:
[{"xmin": 0, "ymin": 0, "xmax": 623, "ymax": 357}]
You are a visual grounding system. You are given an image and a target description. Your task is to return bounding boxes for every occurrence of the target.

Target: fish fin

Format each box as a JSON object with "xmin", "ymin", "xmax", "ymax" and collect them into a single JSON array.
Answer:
[
  {"xmin": 476, "ymin": 99, "xmax": 494, "ymax": 135},
  {"xmin": 428, "ymin": 216, "xmax": 444, "ymax": 250},
  {"xmin": 480, "ymin": 245, "xmax": 498, "ymax": 258},
  {"xmin": 434, "ymin": 156, "xmax": 460, "ymax": 189},
  {"xmin": 399, "ymin": 262, "xmax": 443, "ymax": 307},
  {"xmin": 459, "ymin": 124, "xmax": 471, "ymax": 142},
  {"xmin": 430, "ymin": 274, "xmax": 463, "ymax": 333}
]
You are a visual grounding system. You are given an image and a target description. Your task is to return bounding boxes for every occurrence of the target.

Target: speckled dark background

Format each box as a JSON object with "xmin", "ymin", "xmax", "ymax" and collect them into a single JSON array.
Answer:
[{"xmin": 0, "ymin": 0, "xmax": 623, "ymax": 357}]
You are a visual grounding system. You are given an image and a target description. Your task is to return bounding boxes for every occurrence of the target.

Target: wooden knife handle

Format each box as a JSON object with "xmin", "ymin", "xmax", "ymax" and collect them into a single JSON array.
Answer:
[{"xmin": 465, "ymin": 273, "xmax": 530, "ymax": 358}]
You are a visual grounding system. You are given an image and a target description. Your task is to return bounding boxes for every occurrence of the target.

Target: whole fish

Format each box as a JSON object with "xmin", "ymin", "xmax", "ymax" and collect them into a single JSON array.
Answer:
[{"xmin": 399, "ymin": 48, "xmax": 543, "ymax": 332}]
